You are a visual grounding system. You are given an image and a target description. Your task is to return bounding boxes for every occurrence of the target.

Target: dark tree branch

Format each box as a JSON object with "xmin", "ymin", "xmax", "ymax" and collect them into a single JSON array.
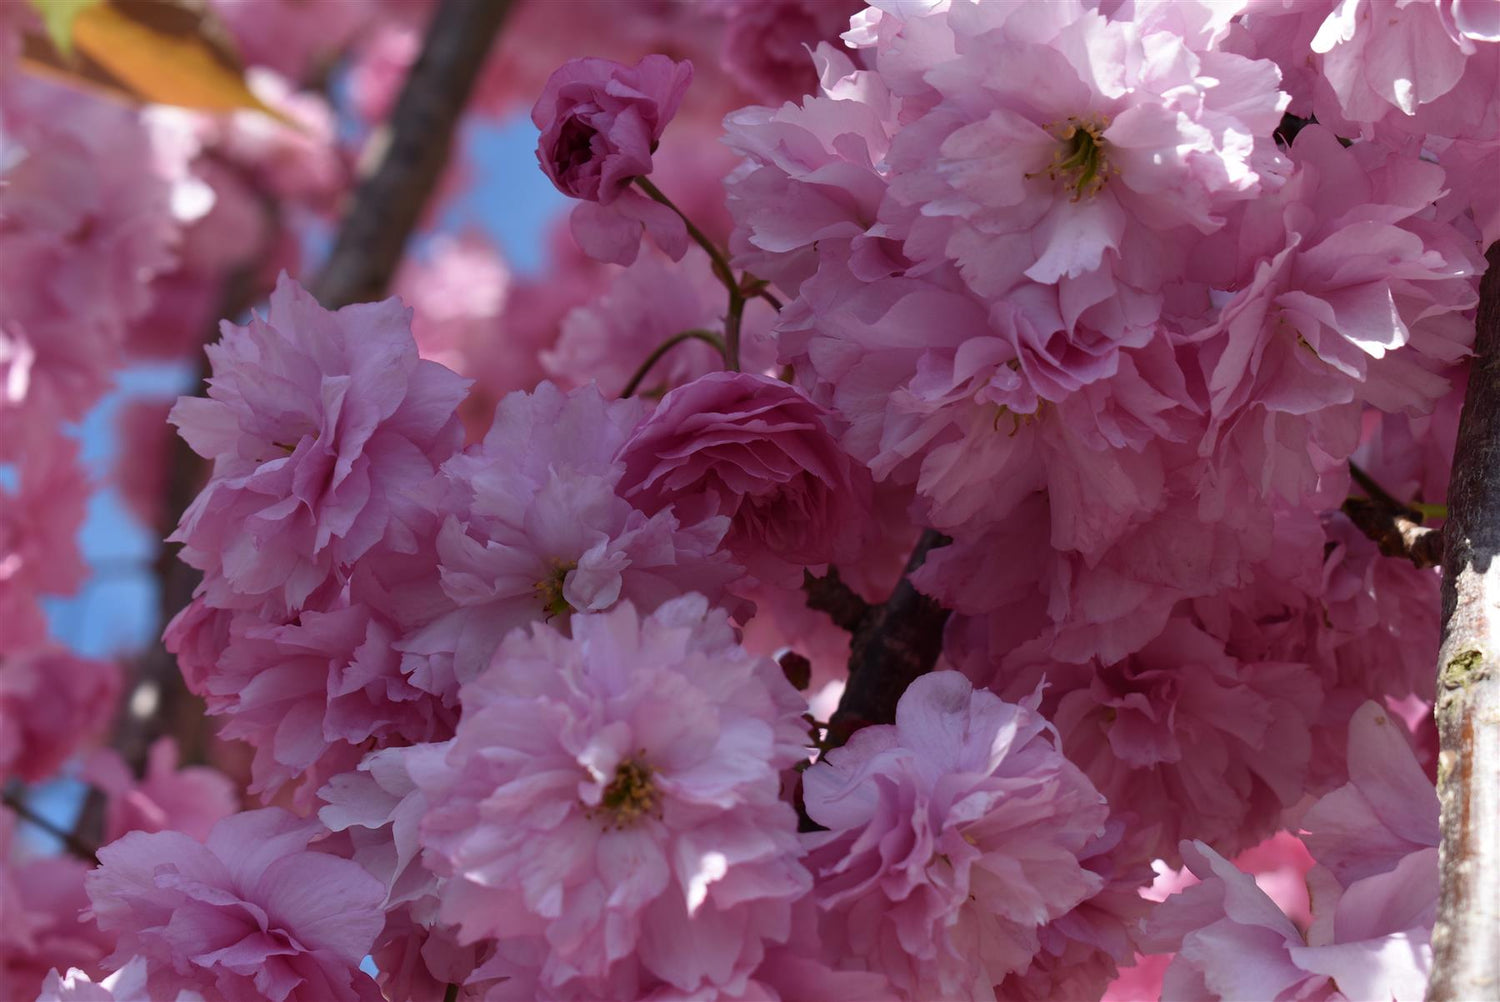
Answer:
[
  {"xmin": 3, "ymin": 786, "xmax": 99, "ymax": 866},
  {"xmin": 1429, "ymin": 241, "xmax": 1500, "ymax": 1002},
  {"xmin": 311, "ymin": 0, "xmax": 515, "ymax": 309},
  {"xmin": 802, "ymin": 566, "xmax": 871, "ymax": 634},
  {"xmin": 1342, "ymin": 494, "xmax": 1444, "ymax": 569},
  {"xmin": 822, "ymin": 529, "xmax": 952, "ymax": 752}
]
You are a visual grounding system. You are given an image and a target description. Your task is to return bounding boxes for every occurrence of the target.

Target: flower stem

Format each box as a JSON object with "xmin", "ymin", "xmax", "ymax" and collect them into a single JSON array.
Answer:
[
  {"xmin": 621, "ymin": 329, "xmax": 728, "ymax": 398},
  {"xmin": 635, "ymin": 176, "xmax": 736, "ymax": 288},
  {"xmin": 633, "ymin": 177, "xmax": 781, "ymax": 369}
]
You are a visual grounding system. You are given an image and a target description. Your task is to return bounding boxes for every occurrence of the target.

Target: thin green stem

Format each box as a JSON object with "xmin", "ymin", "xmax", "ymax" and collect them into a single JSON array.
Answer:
[
  {"xmin": 635, "ymin": 176, "xmax": 736, "ymax": 289},
  {"xmin": 621, "ymin": 329, "xmax": 728, "ymax": 398},
  {"xmin": 443, "ymin": 983, "xmax": 460, "ymax": 1002}
]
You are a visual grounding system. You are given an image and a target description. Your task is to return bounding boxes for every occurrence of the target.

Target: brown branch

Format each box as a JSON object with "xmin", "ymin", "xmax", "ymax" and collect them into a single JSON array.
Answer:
[
  {"xmin": 822, "ymin": 529, "xmax": 952, "ymax": 752},
  {"xmin": 802, "ymin": 566, "xmax": 870, "ymax": 634},
  {"xmin": 1342, "ymin": 495, "xmax": 1444, "ymax": 568},
  {"xmin": 310, "ymin": 0, "xmax": 515, "ymax": 309},
  {"xmin": 1429, "ymin": 241, "xmax": 1500, "ymax": 1002}
]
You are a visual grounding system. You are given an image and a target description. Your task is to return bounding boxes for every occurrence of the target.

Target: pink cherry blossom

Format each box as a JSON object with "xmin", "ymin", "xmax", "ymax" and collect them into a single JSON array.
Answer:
[
  {"xmin": 33, "ymin": 957, "xmax": 202, "ymax": 1002},
  {"xmin": 991, "ymin": 614, "xmax": 1322, "ymax": 866},
  {"xmin": 802, "ymin": 670, "xmax": 1110, "ymax": 999},
  {"xmin": 0, "ymin": 438, "xmax": 90, "ymax": 651},
  {"xmin": 718, "ymin": 0, "xmax": 864, "ymax": 103},
  {"xmin": 86, "ymin": 807, "xmax": 385, "ymax": 1002},
  {"xmin": 616, "ymin": 371, "xmax": 873, "ymax": 584},
  {"xmin": 416, "ymin": 596, "xmax": 812, "ymax": 997},
  {"xmin": 395, "ymin": 381, "xmax": 743, "ymax": 703},
  {"xmin": 0, "ymin": 77, "xmax": 178, "ymax": 457},
  {"xmin": 170, "ymin": 274, "xmax": 469, "ymax": 615},
  {"xmin": 168, "ymin": 598, "xmax": 451, "ymax": 803},
  {"xmin": 0, "ymin": 646, "xmax": 121, "ymax": 783},
  {"xmin": 2, "ymin": 811, "xmax": 113, "ymax": 1002},
  {"xmin": 80, "ymin": 740, "xmax": 239, "ymax": 844},
  {"xmin": 532, "ymin": 54, "xmax": 693, "ymax": 205}
]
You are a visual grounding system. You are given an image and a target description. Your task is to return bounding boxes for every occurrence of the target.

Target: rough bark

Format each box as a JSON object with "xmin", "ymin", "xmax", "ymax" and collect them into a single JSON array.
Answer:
[
  {"xmin": 311, "ymin": 0, "xmax": 515, "ymax": 309},
  {"xmin": 1428, "ymin": 241, "xmax": 1500, "ymax": 1002},
  {"xmin": 820, "ymin": 529, "xmax": 951, "ymax": 751}
]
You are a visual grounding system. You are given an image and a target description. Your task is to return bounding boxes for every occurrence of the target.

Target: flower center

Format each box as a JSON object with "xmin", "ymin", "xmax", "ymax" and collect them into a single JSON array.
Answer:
[
  {"xmin": 533, "ymin": 558, "xmax": 577, "ymax": 620},
  {"xmin": 1033, "ymin": 115, "xmax": 1113, "ymax": 201},
  {"xmin": 597, "ymin": 756, "xmax": 659, "ymax": 828}
]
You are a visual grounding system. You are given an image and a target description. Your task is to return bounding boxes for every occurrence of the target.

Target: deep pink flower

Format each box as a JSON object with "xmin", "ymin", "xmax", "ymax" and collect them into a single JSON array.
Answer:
[
  {"xmin": 719, "ymin": 0, "xmax": 863, "ymax": 103},
  {"xmin": 416, "ymin": 597, "xmax": 812, "ymax": 997},
  {"xmin": 0, "ymin": 646, "xmax": 120, "ymax": 783},
  {"xmin": 531, "ymin": 54, "xmax": 693, "ymax": 205},
  {"xmin": 170, "ymin": 274, "xmax": 469, "ymax": 615},
  {"xmin": 802, "ymin": 671, "xmax": 1109, "ymax": 999},
  {"xmin": 86, "ymin": 807, "xmax": 385, "ymax": 1002},
  {"xmin": 616, "ymin": 371, "xmax": 873, "ymax": 583}
]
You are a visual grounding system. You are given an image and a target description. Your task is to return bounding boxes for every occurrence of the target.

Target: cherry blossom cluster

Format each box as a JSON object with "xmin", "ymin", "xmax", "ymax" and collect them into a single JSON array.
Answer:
[{"xmin": 2, "ymin": 1, "xmax": 1497, "ymax": 1001}]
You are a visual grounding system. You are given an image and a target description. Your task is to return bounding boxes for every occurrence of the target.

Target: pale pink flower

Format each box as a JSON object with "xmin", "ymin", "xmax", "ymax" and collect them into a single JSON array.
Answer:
[
  {"xmin": 876, "ymin": 1, "xmax": 1289, "ymax": 330},
  {"xmin": 81, "ymin": 740, "xmax": 239, "ymax": 844},
  {"xmin": 802, "ymin": 670, "xmax": 1109, "ymax": 999},
  {"xmin": 1307, "ymin": 0, "xmax": 1500, "ymax": 140},
  {"xmin": 170, "ymin": 274, "xmax": 469, "ymax": 615},
  {"xmin": 1140, "ymin": 840, "xmax": 1331, "ymax": 1002},
  {"xmin": 616, "ymin": 371, "xmax": 873, "ymax": 584},
  {"xmin": 1144, "ymin": 703, "xmax": 1440, "ymax": 1002},
  {"xmin": 209, "ymin": 0, "xmax": 374, "ymax": 84},
  {"xmin": 1192, "ymin": 127, "xmax": 1481, "ymax": 507},
  {"xmin": 722, "ymin": 45, "xmax": 898, "ymax": 299},
  {"xmin": 34, "ymin": 957, "xmax": 202, "ymax": 1002},
  {"xmin": 416, "ymin": 597, "xmax": 812, "ymax": 997},
  {"xmin": 396, "ymin": 382, "xmax": 743, "ymax": 703},
  {"xmin": 86, "ymin": 807, "xmax": 385, "ymax": 1002},
  {"xmin": 0, "ymin": 646, "xmax": 120, "ymax": 783}
]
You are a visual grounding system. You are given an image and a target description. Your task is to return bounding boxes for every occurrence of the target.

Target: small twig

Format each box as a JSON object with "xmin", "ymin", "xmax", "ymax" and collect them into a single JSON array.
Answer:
[
  {"xmin": 823, "ymin": 529, "xmax": 951, "ymax": 752},
  {"xmin": 1342, "ymin": 496, "xmax": 1444, "ymax": 568},
  {"xmin": 620, "ymin": 329, "xmax": 726, "ymax": 398},
  {"xmin": 1428, "ymin": 241, "xmax": 1500, "ymax": 1002},
  {"xmin": 2, "ymin": 787, "xmax": 100, "ymax": 866},
  {"xmin": 1343, "ymin": 462, "xmax": 1445, "ymax": 569},
  {"xmin": 312, "ymin": 0, "xmax": 516, "ymax": 309}
]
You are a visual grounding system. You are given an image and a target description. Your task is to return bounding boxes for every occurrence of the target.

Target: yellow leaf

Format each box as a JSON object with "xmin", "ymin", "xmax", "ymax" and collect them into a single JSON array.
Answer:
[
  {"xmin": 28, "ymin": 0, "xmax": 101, "ymax": 58},
  {"xmin": 20, "ymin": 0, "xmax": 292, "ymax": 124}
]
